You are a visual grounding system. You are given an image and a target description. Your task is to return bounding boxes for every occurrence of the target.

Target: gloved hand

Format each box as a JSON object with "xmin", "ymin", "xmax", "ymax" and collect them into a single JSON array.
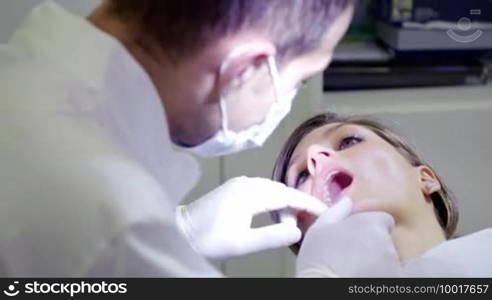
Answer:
[
  {"xmin": 296, "ymin": 202, "xmax": 403, "ymax": 277},
  {"xmin": 175, "ymin": 176, "xmax": 329, "ymax": 260},
  {"xmin": 296, "ymin": 202, "xmax": 469, "ymax": 277}
]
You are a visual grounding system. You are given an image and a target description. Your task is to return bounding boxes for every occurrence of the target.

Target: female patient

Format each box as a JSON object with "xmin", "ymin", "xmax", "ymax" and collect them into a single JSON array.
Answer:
[{"xmin": 272, "ymin": 113, "xmax": 491, "ymax": 276}]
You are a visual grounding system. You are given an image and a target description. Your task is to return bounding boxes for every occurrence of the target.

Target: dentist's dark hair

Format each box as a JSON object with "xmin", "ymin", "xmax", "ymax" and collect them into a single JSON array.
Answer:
[
  {"xmin": 272, "ymin": 113, "xmax": 459, "ymax": 252},
  {"xmin": 110, "ymin": 0, "xmax": 351, "ymax": 61}
]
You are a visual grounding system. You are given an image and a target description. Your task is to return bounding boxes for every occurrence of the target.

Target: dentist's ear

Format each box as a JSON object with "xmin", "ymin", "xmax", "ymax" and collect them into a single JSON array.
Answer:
[
  {"xmin": 217, "ymin": 42, "xmax": 275, "ymax": 93},
  {"xmin": 417, "ymin": 166, "xmax": 441, "ymax": 200}
]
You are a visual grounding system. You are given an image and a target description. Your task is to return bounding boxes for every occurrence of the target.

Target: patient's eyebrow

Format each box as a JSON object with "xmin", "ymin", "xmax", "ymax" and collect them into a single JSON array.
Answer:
[{"xmin": 321, "ymin": 123, "xmax": 347, "ymax": 139}]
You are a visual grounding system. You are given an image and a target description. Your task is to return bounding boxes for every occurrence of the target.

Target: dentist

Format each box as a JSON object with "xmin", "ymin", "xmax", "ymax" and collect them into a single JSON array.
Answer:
[{"xmin": 0, "ymin": 0, "xmax": 354, "ymax": 276}]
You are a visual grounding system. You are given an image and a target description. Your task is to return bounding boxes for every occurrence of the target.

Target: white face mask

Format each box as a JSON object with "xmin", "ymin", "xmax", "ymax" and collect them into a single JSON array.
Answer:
[{"xmin": 185, "ymin": 55, "xmax": 299, "ymax": 157}]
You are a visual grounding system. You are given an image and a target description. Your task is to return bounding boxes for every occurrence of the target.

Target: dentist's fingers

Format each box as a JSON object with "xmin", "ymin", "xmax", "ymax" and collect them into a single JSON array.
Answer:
[
  {"xmin": 246, "ymin": 223, "xmax": 302, "ymax": 252},
  {"xmin": 284, "ymin": 190, "xmax": 329, "ymax": 216},
  {"xmin": 253, "ymin": 186, "xmax": 328, "ymax": 216},
  {"xmin": 314, "ymin": 196, "xmax": 353, "ymax": 226},
  {"xmin": 244, "ymin": 177, "xmax": 328, "ymax": 216},
  {"xmin": 361, "ymin": 211, "xmax": 396, "ymax": 233},
  {"xmin": 256, "ymin": 192, "xmax": 328, "ymax": 216},
  {"xmin": 298, "ymin": 209, "xmax": 401, "ymax": 277},
  {"xmin": 279, "ymin": 209, "xmax": 297, "ymax": 226}
]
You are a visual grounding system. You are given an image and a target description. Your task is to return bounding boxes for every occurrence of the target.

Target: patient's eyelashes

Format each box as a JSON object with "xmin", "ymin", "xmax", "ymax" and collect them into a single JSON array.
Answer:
[
  {"xmin": 295, "ymin": 169, "xmax": 309, "ymax": 188},
  {"xmin": 338, "ymin": 135, "xmax": 363, "ymax": 151}
]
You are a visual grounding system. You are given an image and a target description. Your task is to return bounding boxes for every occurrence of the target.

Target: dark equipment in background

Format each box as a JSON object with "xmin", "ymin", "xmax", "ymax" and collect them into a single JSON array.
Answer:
[{"xmin": 324, "ymin": 0, "xmax": 492, "ymax": 91}]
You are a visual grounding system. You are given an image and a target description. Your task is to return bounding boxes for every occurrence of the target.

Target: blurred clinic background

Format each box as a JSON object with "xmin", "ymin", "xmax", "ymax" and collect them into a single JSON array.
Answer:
[{"xmin": 1, "ymin": 0, "xmax": 492, "ymax": 276}]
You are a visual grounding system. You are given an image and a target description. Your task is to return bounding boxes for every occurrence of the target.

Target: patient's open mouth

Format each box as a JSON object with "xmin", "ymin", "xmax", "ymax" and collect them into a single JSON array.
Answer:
[{"xmin": 323, "ymin": 170, "xmax": 353, "ymax": 206}]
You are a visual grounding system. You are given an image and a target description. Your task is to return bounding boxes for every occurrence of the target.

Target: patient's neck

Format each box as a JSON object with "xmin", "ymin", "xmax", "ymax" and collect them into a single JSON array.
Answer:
[{"xmin": 391, "ymin": 210, "xmax": 446, "ymax": 261}]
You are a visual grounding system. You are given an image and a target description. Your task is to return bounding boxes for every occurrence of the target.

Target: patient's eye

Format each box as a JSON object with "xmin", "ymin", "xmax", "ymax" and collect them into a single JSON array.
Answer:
[
  {"xmin": 338, "ymin": 135, "xmax": 363, "ymax": 151},
  {"xmin": 295, "ymin": 169, "xmax": 309, "ymax": 188}
]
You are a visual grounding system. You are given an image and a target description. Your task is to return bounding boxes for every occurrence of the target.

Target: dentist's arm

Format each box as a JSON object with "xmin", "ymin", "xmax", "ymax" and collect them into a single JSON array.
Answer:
[{"xmin": 175, "ymin": 176, "xmax": 328, "ymax": 260}]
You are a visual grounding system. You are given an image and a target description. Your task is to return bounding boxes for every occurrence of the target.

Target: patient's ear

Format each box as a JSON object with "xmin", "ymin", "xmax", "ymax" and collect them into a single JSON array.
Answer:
[{"xmin": 417, "ymin": 166, "xmax": 441, "ymax": 201}]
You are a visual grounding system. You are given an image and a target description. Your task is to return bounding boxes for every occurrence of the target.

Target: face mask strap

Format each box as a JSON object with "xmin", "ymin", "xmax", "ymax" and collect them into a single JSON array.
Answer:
[
  {"xmin": 219, "ymin": 97, "xmax": 229, "ymax": 133},
  {"xmin": 267, "ymin": 56, "xmax": 282, "ymax": 104}
]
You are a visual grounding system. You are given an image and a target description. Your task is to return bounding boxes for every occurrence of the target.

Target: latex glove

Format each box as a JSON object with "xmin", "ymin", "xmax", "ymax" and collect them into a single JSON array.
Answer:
[
  {"xmin": 296, "ymin": 202, "xmax": 403, "ymax": 277},
  {"xmin": 176, "ymin": 176, "xmax": 329, "ymax": 260}
]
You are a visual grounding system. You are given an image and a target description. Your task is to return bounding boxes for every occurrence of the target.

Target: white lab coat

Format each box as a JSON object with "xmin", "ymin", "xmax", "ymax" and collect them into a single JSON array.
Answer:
[{"xmin": 0, "ymin": 1, "xmax": 221, "ymax": 277}]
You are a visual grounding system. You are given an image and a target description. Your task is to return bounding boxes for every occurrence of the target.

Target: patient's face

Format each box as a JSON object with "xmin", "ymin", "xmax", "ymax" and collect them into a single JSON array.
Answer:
[{"xmin": 286, "ymin": 123, "xmax": 424, "ymax": 235}]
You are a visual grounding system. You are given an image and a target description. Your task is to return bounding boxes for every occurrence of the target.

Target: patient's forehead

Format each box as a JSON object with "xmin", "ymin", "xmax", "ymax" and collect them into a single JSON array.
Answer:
[
  {"xmin": 295, "ymin": 123, "xmax": 358, "ymax": 149},
  {"xmin": 300, "ymin": 123, "xmax": 344, "ymax": 145}
]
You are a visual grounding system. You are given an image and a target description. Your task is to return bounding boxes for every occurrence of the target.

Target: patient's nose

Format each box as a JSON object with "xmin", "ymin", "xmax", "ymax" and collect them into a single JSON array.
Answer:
[{"xmin": 307, "ymin": 145, "xmax": 333, "ymax": 175}]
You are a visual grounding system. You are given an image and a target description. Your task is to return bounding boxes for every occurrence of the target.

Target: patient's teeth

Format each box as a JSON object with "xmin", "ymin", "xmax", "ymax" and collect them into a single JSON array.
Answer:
[
  {"xmin": 323, "ymin": 171, "xmax": 340, "ymax": 206},
  {"xmin": 323, "ymin": 186, "xmax": 331, "ymax": 205}
]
